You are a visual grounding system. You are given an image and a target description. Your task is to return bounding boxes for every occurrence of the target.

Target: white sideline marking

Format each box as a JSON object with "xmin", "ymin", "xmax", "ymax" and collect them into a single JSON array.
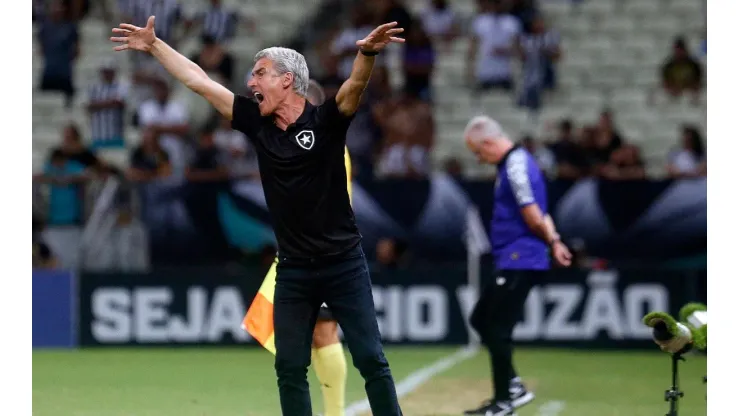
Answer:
[
  {"xmin": 344, "ymin": 345, "xmax": 480, "ymax": 416},
  {"xmin": 535, "ymin": 400, "xmax": 566, "ymax": 416}
]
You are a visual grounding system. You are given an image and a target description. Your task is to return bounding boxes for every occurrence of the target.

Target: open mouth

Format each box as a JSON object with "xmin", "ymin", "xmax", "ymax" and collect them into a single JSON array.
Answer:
[{"xmin": 253, "ymin": 92, "xmax": 264, "ymax": 103}]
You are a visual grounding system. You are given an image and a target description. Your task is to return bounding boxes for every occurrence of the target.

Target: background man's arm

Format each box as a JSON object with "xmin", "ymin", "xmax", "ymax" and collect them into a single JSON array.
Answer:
[
  {"xmin": 507, "ymin": 151, "xmax": 561, "ymax": 244},
  {"xmin": 149, "ymin": 38, "xmax": 235, "ymax": 119}
]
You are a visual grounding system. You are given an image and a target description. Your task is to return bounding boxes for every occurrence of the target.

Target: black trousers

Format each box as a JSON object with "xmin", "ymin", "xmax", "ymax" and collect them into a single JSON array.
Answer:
[
  {"xmin": 273, "ymin": 245, "xmax": 402, "ymax": 416},
  {"xmin": 469, "ymin": 269, "xmax": 542, "ymax": 402}
]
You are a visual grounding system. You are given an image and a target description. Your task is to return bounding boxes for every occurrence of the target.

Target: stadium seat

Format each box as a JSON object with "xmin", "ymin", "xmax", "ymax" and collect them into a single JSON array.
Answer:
[
  {"xmin": 32, "ymin": 0, "xmax": 327, "ymax": 172},
  {"xmin": 424, "ymin": 0, "xmax": 705, "ymax": 174}
]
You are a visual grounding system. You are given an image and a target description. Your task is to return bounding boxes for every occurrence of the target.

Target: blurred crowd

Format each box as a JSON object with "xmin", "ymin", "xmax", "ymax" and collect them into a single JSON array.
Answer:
[
  {"xmin": 516, "ymin": 111, "xmax": 706, "ymax": 182},
  {"xmin": 32, "ymin": 0, "xmax": 706, "ymax": 270}
]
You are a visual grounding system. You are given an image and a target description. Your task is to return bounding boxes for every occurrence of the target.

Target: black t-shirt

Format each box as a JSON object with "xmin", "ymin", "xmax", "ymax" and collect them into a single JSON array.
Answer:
[
  {"xmin": 53, "ymin": 147, "xmax": 98, "ymax": 168},
  {"xmin": 231, "ymin": 95, "xmax": 361, "ymax": 260},
  {"xmin": 191, "ymin": 147, "xmax": 221, "ymax": 170},
  {"xmin": 551, "ymin": 141, "xmax": 587, "ymax": 168},
  {"xmin": 130, "ymin": 147, "xmax": 169, "ymax": 171}
]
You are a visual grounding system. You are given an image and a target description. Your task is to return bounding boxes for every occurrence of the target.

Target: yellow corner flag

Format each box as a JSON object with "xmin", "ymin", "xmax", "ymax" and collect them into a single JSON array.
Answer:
[{"xmin": 242, "ymin": 147, "xmax": 353, "ymax": 355}]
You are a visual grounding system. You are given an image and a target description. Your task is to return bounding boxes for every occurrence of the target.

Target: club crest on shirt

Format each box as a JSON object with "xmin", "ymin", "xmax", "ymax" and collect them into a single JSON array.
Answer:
[{"xmin": 295, "ymin": 130, "xmax": 315, "ymax": 150}]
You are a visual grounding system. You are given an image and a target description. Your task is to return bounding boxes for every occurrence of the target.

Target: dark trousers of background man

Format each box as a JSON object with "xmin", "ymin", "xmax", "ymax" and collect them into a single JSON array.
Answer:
[
  {"xmin": 470, "ymin": 270, "xmax": 543, "ymax": 402},
  {"xmin": 273, "ymin": 245, "xmax": 403, "ymax": 416}
]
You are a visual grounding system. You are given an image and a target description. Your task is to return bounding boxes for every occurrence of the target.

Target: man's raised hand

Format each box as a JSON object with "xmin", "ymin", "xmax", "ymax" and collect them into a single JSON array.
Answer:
[
  {"xmin": 356, "ymin": 22, "xmax": 405, "ymax": 53},
  {"xmin": 111, "ymin": 16, "xmax": 157, "ymax": 53}
]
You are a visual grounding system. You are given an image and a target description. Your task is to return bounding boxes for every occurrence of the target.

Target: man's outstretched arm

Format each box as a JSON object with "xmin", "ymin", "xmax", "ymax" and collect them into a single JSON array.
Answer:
[
  {"xmin": 111, "ymin": 16, "xmax": 235, "ymax": 119},
  {"xmin": 336, "ymin": 22, "xmax": 405, "ymax": 116},
  {"xmin": 150, "ymin": 38, "xmax": 235, "ymax": 119}
]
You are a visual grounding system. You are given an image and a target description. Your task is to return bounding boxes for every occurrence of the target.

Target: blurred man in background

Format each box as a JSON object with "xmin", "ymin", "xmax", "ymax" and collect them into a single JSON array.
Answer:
[
  {"xmin": 462, "ymin": 115, "xmax": 571, "ymax": 416},
  {"xmin": 467, "ymin": 0, "xmax": 521, "ymax": 94},
  {"xmin": 86, "ymin": 59, "xmax": 128, "ymax": 148},
  {"xmin": 37, "ymin": 0, "xmax": 80, "ymax": 107},
  {"xmin": 661, "ymin": 37, "xmax": 702, "ymax": 104}
]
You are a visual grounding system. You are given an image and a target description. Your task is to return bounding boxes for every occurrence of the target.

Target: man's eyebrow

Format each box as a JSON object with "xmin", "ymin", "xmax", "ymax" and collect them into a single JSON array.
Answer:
[{"xmin": 252, "ymin": 67, "xmax": 266, "ymax": 76}]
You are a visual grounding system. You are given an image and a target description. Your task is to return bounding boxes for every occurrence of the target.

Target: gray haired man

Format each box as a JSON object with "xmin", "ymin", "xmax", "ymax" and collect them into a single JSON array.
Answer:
[{"xmin": 110, "ymin": 15, "xmax": 406, "ymax": 416}]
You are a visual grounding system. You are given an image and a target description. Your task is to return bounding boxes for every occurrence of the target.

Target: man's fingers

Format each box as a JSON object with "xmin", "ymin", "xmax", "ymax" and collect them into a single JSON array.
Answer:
[
  {"xmin": 377, "ymin": 21, "xmax": 398, "ymax": 31},
  {"xmin": 110, "ymin": 37, "xmax": 128, "ymax": 43},
  {"xmin": 112, "ymin": 28, "xmax": 131, "ymax": 34},
  {"xmin": 355, "ymin": 39, "xmax": 367, "ymax": 47},
  {"xmin": 389, "ymin": 37, "xmax": 405, "ymax": 43},
  {"xmin": 146, "ymin": 16, "xmax": 155, "ymax": 28},
  {"xmin": 113, "ymin": 44, "xmax": 129, "ymax": 51},
  {"xmin": 119, "ymin": 23, "xmax": 139, "ymax": 31},
  {"xmin": 369, "ymin": 21, "xmax": 398, "ymax": 37},
  {"xmin": 386, "ymin": 28, "xmax": 404, "ymax": 35}
]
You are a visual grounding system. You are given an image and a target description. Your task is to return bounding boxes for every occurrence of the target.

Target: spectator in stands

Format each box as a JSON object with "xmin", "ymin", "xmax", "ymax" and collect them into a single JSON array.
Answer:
[
  {"xmin": 600, "ymin": 144, "xmax": 646, "ymax": 181},
  {"xmin": 578, "ymin": 124, "xmax": 602, "ymax": 171},
  {"xmin": 33, "ymin": 217, "xmax": 59, "ymax": 269},
  {"xmin": 661, "ymin": 37, "xmax": 703, "ymax": 104},
  {"xmin": 549, "ymin": 119, "xmax": 587, "ymax": 179},
  {"xmin": 666, "ymin": 125, "xmax": 706, "ymax": 178},
  {"xmin": 56, "ymin": 123, "xmax": 100, "ymax": 169},
  {"xmin": 596, "ymin": 110, "xmax": 624, "ymax": 150},
  {"xmin": 403, "ymin": 20, "xmax": 436, "ymax": 101},
  {"xmin": 33, "ymin": 238, "xmax": 59, "ymax": 269},
  {"xmin": 315, "ymin": 53, "xmax": 345, "ymax": 100},
  {"xmin": 186, "ymin": 127, "xmax": 230, "ymax": 183},
  {"xmin": 137, "ymin": 78, "xmax": 191, "ymax": 180},
  {"xmin": 443, "ymin": 157, "xmax": 463, "ymax": 178},
  {"xmin": 128, "ymin": 0, "xmax": 182, "ymax": 103},
  {"xmin": 128, "ymin": 127, "xmax": 191, "ymax": 255},
  {"xmin": 521, "ymin": 135, "xmax": 555, "ymax": 178},
  {"xmin": 64, "ymin": 0, "xmax": 90, "ymax": 21},
  {"xmin": 37, "ymin": 0, "xmax": 79, "ymax": 108},
  {"xmin": 514, "ymin": 14, "xmax": 561, "ymax": 116},
  {"xmin": 376, "ymin": 0, "xmax": 412, "ymax": 38},
  {"xmin": 508, "ymin": 0, "xmax": 539, "ymax": 27},
  {"xmin": 33, "ymin": 0, "xmax": 46, "ymax": 22},
  {"xmin": 33, "ymin": 149, "xmax": 90, "ymax": 226},
  {"xmin": 374, "ymin": 92, "xmax": 435, "ymax": 179},
  {"xmin": 130, "ymin": 0, "xmax": 182, "ymax": 45},
  {"xmin": 213, "ymin": 115, "xmax": 260, "ymax": 180},
  {"xmin": 582, "ymin": 113, "xmax": 626, "ymax": 174},
  {"xmin": 375, "ymin": 237, "xmax": 409, "ymax": 270},
  {"xmin": 467, "ymin": 0, "xmax": 521, "ymax": 94},
  {"xmin": 116, "ymin": 0, "xmax": 137, "ymax": 22},
  {"xmin": 190, "ymin": 34, "xmax": 235, "ymax": 85},
  {"xmin": 184, "ymin": 0, "xmax": 253, "ymax": 44},
  {"xmin": 86, "ymin": 59, "xmax": 128, "ymax": 149},
  {"xmin": 344, "ymin": 68, "xmax": 386, "ymax": 183},
  {"xmin": 127, "ymin": 127, "xmax": 172, "ymax": 183},
  {"xmin": 420, "ymin": 0, "xmax": 459, "ymax": 48},
  {"xmin": 331, "ymin": 6, "xmax": 377, "ymax": 79}
]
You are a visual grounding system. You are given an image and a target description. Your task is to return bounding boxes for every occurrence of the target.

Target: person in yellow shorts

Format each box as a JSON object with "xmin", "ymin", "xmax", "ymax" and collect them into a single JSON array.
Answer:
[{"xmin": 244, "ymin": 79, "xmax": 350, "ymax": 416}]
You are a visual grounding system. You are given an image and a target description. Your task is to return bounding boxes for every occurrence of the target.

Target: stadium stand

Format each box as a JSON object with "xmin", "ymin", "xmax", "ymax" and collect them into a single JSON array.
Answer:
[{"xmin": 33, "ymin": 0, "xmax": 706, "ymax": 179}]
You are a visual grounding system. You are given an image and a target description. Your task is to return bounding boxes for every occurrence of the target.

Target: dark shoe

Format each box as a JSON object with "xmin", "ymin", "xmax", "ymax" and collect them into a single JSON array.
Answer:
[
  {"xmin": 483, "ymin": 401, "xmax": 516, "ymax": 416},
  {"xmin": 463, "ymin": 399, "xmax": 492, "ymax": 415},
  {"xmin": 510, "ymin": 382, "xmax": 535, "ymax": 408}
]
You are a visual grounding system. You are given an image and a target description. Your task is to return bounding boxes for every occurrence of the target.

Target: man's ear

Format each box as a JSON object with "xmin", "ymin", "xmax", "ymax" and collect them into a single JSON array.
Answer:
[{"xmin": 283, "ymin": 72, "xmax": 294, "ymax": 90}]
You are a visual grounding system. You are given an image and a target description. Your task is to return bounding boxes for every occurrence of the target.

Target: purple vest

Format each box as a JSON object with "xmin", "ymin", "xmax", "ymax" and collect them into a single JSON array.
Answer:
[{"xmin": 491, "ymin": 146, "xmax": 550, "ymax": 270}]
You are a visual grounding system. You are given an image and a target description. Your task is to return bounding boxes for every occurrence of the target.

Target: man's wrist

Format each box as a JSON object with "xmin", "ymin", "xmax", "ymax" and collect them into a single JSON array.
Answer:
[
  {"xmin": 360, "ymin": 49, "xmax": 379, "ymax": 57},
  {"xmin": 547, "ymin": 235, "xmax": 561, "ymax": 246},
  {"xmin": 149, "ymin": 37, "xmax": 163, "ymax": 54}
]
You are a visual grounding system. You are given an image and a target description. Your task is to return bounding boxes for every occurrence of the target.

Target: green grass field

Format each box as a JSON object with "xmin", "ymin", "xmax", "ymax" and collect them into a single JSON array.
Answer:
[{"xmin": 33, "ymin": 346, "xmax": 707, "ymax": 416}]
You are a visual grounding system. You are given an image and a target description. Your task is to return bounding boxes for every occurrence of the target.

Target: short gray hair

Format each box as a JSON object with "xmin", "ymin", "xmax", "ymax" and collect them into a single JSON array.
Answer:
[
  {"xmin": 254, "ymin": 47, "xmax": 310, "ymax": 96},
  {"xmin": 463, "ymin": 115, "xmax": 507, "ymax": 143}
]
